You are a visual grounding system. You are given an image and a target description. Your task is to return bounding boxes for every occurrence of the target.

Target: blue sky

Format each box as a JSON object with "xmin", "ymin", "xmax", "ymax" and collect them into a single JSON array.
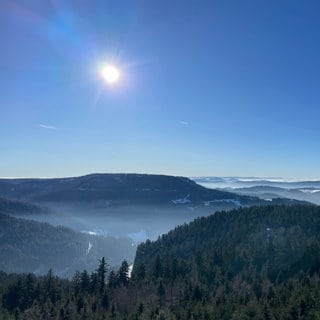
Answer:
[{"xmin": 1, "ymin": 0, "xmax": 320, "ymax": 179}]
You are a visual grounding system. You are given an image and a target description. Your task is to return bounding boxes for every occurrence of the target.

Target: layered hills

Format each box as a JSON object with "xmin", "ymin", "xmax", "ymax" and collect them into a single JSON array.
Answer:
[
  {"xmin": 193, "ymin": 176, "xmax": 320, "ymax": 205},
  {"xmin": 0, "ymin": 174, "xmax": 310, "ymax": 279}
]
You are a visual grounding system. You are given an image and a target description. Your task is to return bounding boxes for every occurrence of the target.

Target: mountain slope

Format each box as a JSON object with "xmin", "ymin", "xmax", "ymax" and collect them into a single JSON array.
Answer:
[
  {"xmin": 134, "ymin": 205, "xmax": 319, "ymax": 278},
  {"xmin": 0, "ymin": 196, "xmax": 48, "ymax": 215},
  {"xmin": 0, "ymin": 214, "xmax": 135, "ymax": 277}
]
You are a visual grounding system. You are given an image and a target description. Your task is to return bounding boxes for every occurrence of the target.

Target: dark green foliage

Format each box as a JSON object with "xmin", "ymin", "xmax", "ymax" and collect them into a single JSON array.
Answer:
[
  {"xmin": 157, "ymin": 281, "xmax": 165, "ymax": 306},
  {"xmin": 134, "ymin": 263, "xmax": 146, "ymax": 281},
  {"xmin": 130, "ymin": 205, "xmax": 320, "ymax": 318},
  {"xmin": 80, "ymin": 270, "xmax": 90, "ymax": 293},
  {"xmin": 97, "ymin": 257, "xmax": 108, "ymax": 294},
  {"xmin": 2, "ymin": 205, "xmax": 320, "ymax": 319},
  {"xmin": 118, "ymin": 260, "xmax": 129, "ymax": 286},
  {"xmin": 152, "ymin": 255, "xmax": 163, "ymax": 279},
  {"xmin": 134, "ymin": 205, "xmax": 320, "ymax": 279},
  {"xmin": 107, "ymin": 270, "xmax": 117, "ymax": 289}
]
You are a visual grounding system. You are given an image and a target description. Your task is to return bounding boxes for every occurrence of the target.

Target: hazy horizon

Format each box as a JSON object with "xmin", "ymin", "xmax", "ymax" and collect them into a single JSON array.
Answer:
[{"xmin": 1, "ymin": 172, "xmax": 320, "ymax": 182}]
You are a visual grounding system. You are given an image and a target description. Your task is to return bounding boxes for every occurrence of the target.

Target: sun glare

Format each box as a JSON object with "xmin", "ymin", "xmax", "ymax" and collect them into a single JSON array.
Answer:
[{"xmin": 101, "ymin": 65, "xmax": 120, "ymax": 84}]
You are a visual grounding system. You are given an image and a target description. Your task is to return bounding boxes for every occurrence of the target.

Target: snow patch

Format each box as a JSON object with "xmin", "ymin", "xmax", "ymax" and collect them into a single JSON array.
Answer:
[
  {"xmin": 299, "ymin": 189, "xmax": 320, "ymax": 194},
  {"xmin": 81, "ymin": 229, "xmax": 107, "ymax": 236},
  {"xmin": 81, "ymin": 230, "xmax": 98, "ymax": 236},
  {"xmin": 172, "ymin": 194, "xmax": 191, "ymax": 204},
  {"xmin": 86, "ymin": 241, "xmax": 92, "ymax": 255}
]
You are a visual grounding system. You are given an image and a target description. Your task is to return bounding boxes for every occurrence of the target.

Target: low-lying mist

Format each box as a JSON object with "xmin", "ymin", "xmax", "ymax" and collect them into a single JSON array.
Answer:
[{"xmin": 16, "ymin": 204, "xmax": 210, "ymax": 242}]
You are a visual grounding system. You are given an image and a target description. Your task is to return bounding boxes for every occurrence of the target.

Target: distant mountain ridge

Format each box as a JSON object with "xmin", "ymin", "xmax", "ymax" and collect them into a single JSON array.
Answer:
[
  {"xmin": 192, "ymin": 176, "xmax": 320, "ymax": 205},
  {"xmin": 230, "ymin": 186, "xmax": 320, "ymax": 205},
  {"xmin": 0, "ymin": 173, "xmax": 308, "ymax": 208},
  {"xmin": 193, "ymin": 176, "xmax": 320, "ymax": 189}
]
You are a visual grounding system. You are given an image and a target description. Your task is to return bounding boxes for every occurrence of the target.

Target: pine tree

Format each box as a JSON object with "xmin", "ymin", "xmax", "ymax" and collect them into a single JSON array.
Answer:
[
  {"xmin": 80, "ymin": 270, "xmax": 90, "ymax": 293},
  {"xmin": 118, "ymin": 260, "xmax": 129, "ymax": 286},
  {"xmin": 97, "ymin": 257, "xmax": 108, "ymax": 294}
]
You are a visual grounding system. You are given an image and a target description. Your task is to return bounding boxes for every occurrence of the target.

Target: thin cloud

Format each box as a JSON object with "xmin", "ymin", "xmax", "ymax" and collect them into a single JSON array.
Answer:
[
  {"xmin": 179, "ymin": 121, "xmax": 189, "ymax": 126},
  {"xmin": 39, "ymin": 124, "xmax": 57, "ymax": 130}
]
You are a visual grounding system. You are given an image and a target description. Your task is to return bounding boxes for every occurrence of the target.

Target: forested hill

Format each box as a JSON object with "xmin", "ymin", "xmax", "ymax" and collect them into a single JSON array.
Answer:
[
  {"xmin": 0, "ymin": 174, "xmax": 305, "ymax": 207},
  {"xmin": 134, "ymin": 205, "xmax": 320, "ymax": 278},
  {"xmin": 130, "ymin": 205, "xmax": 320, "ymax": 318},
  {"xmin": 0, "ymin": 214, "xmax": 135, "ymax": 277},
  {"xmin": 2, "ymin": 205, "xmax": 320, "ymax": 319}
]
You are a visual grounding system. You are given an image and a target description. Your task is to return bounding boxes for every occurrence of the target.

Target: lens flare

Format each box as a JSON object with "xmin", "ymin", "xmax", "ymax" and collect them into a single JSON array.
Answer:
[{"xmin": 101, "ymin": 65, "xmax": 120, "ymax": 84}]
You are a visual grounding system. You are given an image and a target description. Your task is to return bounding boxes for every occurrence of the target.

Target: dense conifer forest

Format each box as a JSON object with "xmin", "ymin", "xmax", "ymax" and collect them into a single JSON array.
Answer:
[
  {"xmin": 1, "ymin": 205, "xmax": 320, "ymax": 319},
  {"xmin": 0, "ymin": 214, "xmax": 135, "ymax": 277}
]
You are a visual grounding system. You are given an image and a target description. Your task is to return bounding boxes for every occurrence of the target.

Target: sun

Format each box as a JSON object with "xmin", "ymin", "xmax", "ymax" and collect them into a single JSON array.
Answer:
[{"xmin": 101, "ymin": 65, "xmax": 120, "ymax": 84}]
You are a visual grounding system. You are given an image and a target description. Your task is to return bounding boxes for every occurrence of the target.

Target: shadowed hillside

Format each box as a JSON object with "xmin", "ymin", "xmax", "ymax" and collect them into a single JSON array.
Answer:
[{"xmin": 0, "ymin": 214, "xmax": 135, "ymax": 277}]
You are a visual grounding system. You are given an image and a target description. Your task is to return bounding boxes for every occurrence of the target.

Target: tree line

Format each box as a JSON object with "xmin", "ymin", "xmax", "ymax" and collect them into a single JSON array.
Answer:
[{"xmin": 1, "ymin": 205, "xmax": 320, "ymax": 319}]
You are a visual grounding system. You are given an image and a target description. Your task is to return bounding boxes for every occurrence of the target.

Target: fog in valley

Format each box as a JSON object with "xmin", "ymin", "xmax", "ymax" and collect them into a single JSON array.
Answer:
[
  {"xmin": 0, "ymin": 173, "xmax": 259, "ymax": 276},
  {"xmin": 16, "ymin": 204, "xmax": 204, "ymax": 243}
]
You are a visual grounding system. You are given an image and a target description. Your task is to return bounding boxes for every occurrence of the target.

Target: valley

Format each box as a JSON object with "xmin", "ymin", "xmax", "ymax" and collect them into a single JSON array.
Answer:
[{"xmin": 0, "ymin": 173, "xmax": 309, "ymax": 277}]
